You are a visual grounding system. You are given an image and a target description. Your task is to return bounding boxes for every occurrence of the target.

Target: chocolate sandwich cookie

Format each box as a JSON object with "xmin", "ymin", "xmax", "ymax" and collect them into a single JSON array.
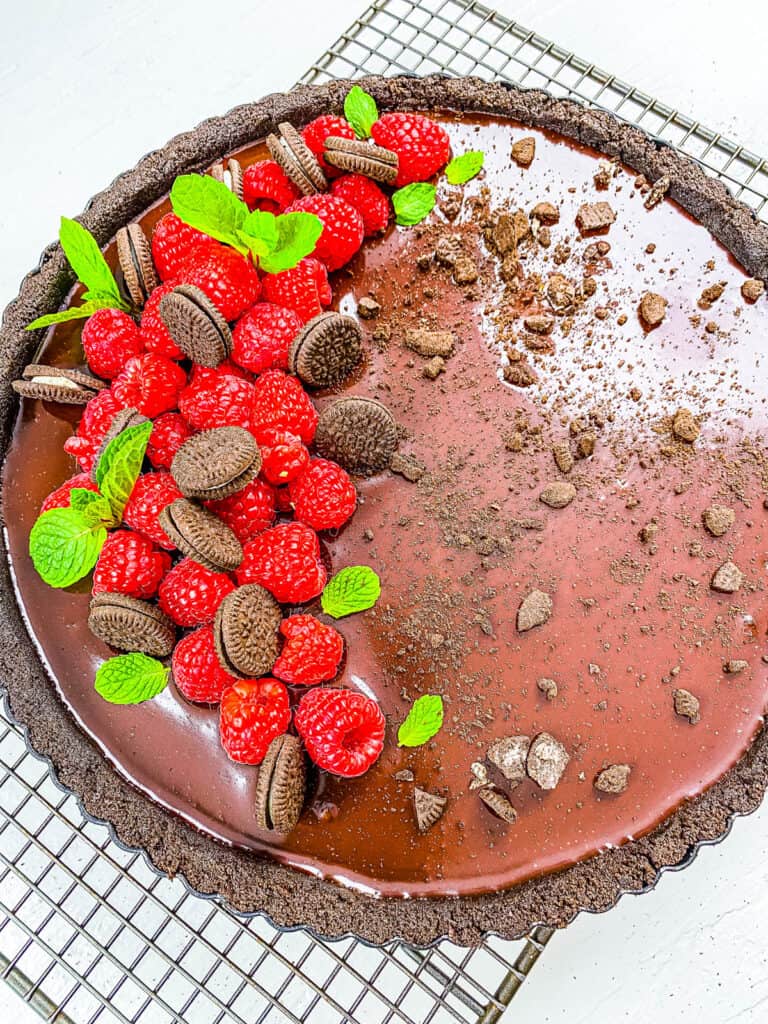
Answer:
[
  {"xmin": 158, "ymin": 284, "xmax": 232, "ymax": 367},
  {"xmin": 214, "ymin": 584, "xmax": 281, "ymax": 678},
  {"xmin": 158, "ymin": 498, "xmax": 242, "ymax": 572},
  {"xmin": 12, "ymin": 364, "xmax": 106, "ymax": 406},
  {"xmin": 314, "ymin": 396, "xmax": 398, "ymax": 476},
  {"xmin": 116, "ymin": 223, "xmax": 159, "ymax": 308},
  {"xmin": 88, "ymin": 593, "xmax": 175, "ymax": 657},
  {"xmin": 288, "ymin": 311, "xmax": 363, "ymax": 388},
  {"xmin": 90, "ymin": 407, "xmax": 148, "ymax": 482},
  {"xmin": 210, "ymin": 158, "xmax": 244, "ymax": 200},
  {"xmin": 254, "ymin": 734, "xmax": 306, "ymax": 834},
  {"xmin": 267, "ymin": 122, "xmax": 327, "ymax": 195},
  {"xmin": 323, "ymin": 136, "xmax": 399, "ymax": 185},
  {"xmin": 171, "ymin": 427, "xmax": 261, "ymax": 501}
]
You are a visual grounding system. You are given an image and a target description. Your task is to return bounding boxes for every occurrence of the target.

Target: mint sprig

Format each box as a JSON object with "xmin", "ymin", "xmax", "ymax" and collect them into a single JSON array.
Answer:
[
  {"xmin": 171, "ymin": 174, "xmax": 249, "ymax": 252},
  {"xmin": 392, "ymin": 183, "xmax": 436, "ymax": 226},
  {"xmin": 27, "ymin": 298, "xmax": 120, "ymax": 331},
  {"xmin": 321, "ymin": 565, "xmax": 381, "ymax": 618},
  {"xmin": 397, "ymin": 694, "xmax": 444, "ymax": 747},
  {"xmin": 257, "ymin": 212, "xmax": 323, "ymax": 274},
  {"xmin": 69, "ymin": 488, "xmax": 114, "ymax": 526},
  {"xmin": 445, "ymin": 151, "xmax": 484, "ymax": 185},
  {"xmin": 344, "ymin": 85, "xmax": 379, "ymax": 139},
  {"xmin": 95, "ymin": 653, "xmax": 169, "ymax": 705},
  {"xmin": 96, "ymin": 420, "xmax": 152, "ymax": 521},
  {"xmin": 29, "ymin": 507, "xmax": 107, "ymax": 588}
]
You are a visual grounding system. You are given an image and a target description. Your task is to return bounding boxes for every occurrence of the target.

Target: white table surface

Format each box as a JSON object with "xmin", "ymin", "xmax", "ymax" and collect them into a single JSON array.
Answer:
[{"xmin": 1, "ymin": 1, "xmax": 767, "ymax": 1021}]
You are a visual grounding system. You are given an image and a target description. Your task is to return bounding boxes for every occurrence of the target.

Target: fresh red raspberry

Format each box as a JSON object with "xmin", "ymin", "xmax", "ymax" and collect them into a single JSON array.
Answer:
[
  {"xmin": 301, "ymin": 114, "xmax": 356, "ymax": 176},
  {"xmin": 158, "ymin": 557, "xmax": 235, "ymax": 626},
  {"xmin": 286, "ymin": 195, "xmax": 364, "ymax": 271},
  {"xmin": 251, "ymin": 370, "xmax": 318, "ymax": 444},
  {"xmin": 371, "ymin": 112, "xmax": 451, "ymax": 186},
  {"xmin": 151, "ymin": 213, "xmax": 215, "ymax": 282},
  {"xmin": 273, "ymin": 614, "xmax": 344, "ymax": 686},
  {"xmin": 40, "ymin": 473, "xmax": 100, "ymax": 514},
  {"xmin": 179, "ymin": 370, "xmax": 255, "ymax": 431},
  {"xmin": 205, "ymin": 477, "xmax": 276, "ymax": 544},
  {"xmin": 112, "ymin": 353, "xmax": 186, "ymax": 418},
  {"xmin": 92, "ymin": 529, "xmax": 171, "ymax": 599},
  {"xmin": 172, "ymin": 625, "xmax": 237, "ymax": 704},
  {"xmin": 63, "ymin": 389, "xmax": 122, "ymax": 472},
  {"xmin": 236, "ymin": 522, "xmax": 327, "ymax": 604},
  {"xmin": 179, "ymin": 242, "xmax": 261, "ymax": 321},
  {"xmin": 261, "ymin": 258, "xmax": 332, "ymax": 323},
  {"xmin": 219, "ymin": 678, "xmax": 291, "ymax": 765},
  {"xmin": 123, "ymin": 472, "xmax": 184, "ymax": 549},
  {"xmin": 288, "ymin": 458, "xmax": 356, "ymax": 530},
  {"xmin": 242, "ymin": 160, "xmax": 301, "ymax": 213},
  {"xmin": 146, "ymin": 412, "xmax": 194, "ymax": 470},
  {"xmin": 231, "ymin": 303, "xmax": 303, "ymax": 374},
  {"xmin": 139, "ymin": 281, "xmax": 184, "ymax": 359},
  {"xmin": 257, "ymin": 427, "xmax": 309, "ymax": 485},
  {"xmin": 81, "ymin": 308, "xmax": 143, "ymax": 379},
  {"xmin": 275, "ymin": 487, "xmax": 293, "ymax": 513},
  {"xmin": 330, "ymin": 174, "xmax": 390, "ymax": 236},
  {"xmin": 295, "ymin": 688, "xmax": 385, "ymax": 778}
]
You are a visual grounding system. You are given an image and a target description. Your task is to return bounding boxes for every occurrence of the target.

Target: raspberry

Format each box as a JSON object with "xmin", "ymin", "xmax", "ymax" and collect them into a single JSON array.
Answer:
[
  {"xmin": 112, "ymin": 353, "xmax": 186, "ymax": 418},
  {"xmin": 172, "ymin": 625, "xmax": 237, "ymax": 704},
  {"xmin": 236, "ymin": 522, "xmax": 327, "ymax": 604},
  {"xmin": 288, "ymin": 458, "xmax": 356, "ymax": 530},
  {"xmin": 275, "ymin": 487, "xmax": 293, "ymax": 513},
  {"xmin": 179, "ymin": 242, "xmax": 261, "ymax": 321},
  {"xmin": 231, "ymin": 303, "xmax": 302, "ymax": 374},
  {"xmin": 81, "ymin": 308, "xmax": 144, "ymax": 379},
  {"xmin": 257, "ymin": 428, "xmax": 309, "ymax": 485},
  {"xmin": 251, "ymin": 370, "xmax": 318, "ymax": 444},
  {"xmin": 301, "ymin": 114, "xmax": 356, "ymax": 176},
  {"xmin": 261, "ymin": 257, "xmax": 332, "ymax": 323},
  {"xmin": 205, "ymin": 477, "xmax": 276, "ymax": 544},
  {"xmin": 219, "ymin": 678, "xmax": 291, "ymax": 765},
  {"xmin": 123, "ymin": 472, "xmax": 184, "ymax": 549},
  {"xmin": 179, "ymin": 370, "xmax": 255, "ymax": 431},
  {"xmin": 152, "ymin": 213, "xmax": 215, "ymax": 282},
  {"xmin": 158, "ymin": 557, "xmax": 235, "ymax": 626},
  {"xmin": 146, "ymin": 412, "xmax": 194, "ymax": 470},
  {"xmin": 140, "ymin": 281, "xmax": 185, "ymax": 359},
  {"xmin": 63, "ymin": 389, "xmax": 122, "ymax": 472},
  {"xmin": 295, "ymin": 688, "xmax": 385, "ymax": 778},
  {"xmin": 330, "ymin": 174, "xmax": 390, "ymax": 236},
  {"xmin": 40, "ymin": 472, "xmax": 100, "ymax": 514},
  {"xmin": 92, "ymin": 529, "xmax": 171, "ymax": 599},
  {"xmin": 242, "ymin": 160, "xmax": 301, "ymax": 213},
  {"xmin": 371, "ymin": 112, "xmax": 451, "ymax": 186},
  {"xmin": 273, "ymin": 614, "xmax": 344, "ymax": 686},
  {"xmin": 286, "ymin": 195, "xmax": 364, "ymax": 271},
  {"xmin": 187, "ymin": 359, "xmax": 252, "ymax": 386}
]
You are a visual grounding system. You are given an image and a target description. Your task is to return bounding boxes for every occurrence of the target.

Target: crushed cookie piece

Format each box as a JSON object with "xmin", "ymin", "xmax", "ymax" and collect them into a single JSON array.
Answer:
[
  {"xmin": 741, "ymin": 278, "xmax": 765, "ymax": 303},
  {"xmin": 531, "ymin": 201, "xmax": 559, "ymax": 224},
  {"xmin": 576, "ymin": 432, "xmax": 596, "ymax": 459},
  {"xmin": 702, "ymin": 505, "xmax": 735, "ymax": 537},
  {"xmin": 469, "ymin": 761, "xmax": 490, "ymax": 790},
  {"xmin": 673, "ymin": 688, "xmax": 700, "ymax": 724},
  {"xmin": 357, "ymin": 296, "xmax": 381, "ymax": 319},
  {"xmin": 453, "ymin": 255, "xmax": 478, "ymax": 284},
  {"xmin": 416, "ymin": 253, "xmax": 432, "ymax": 272},
  {"xmin": 576, "ymin": 201, "xmax": 616, "ymax": 233},
  {"xmin": 710, "ymin": 560, "xmax": 743, "ymax": 594},
  {"xmin": 363, "ymin": 528, "xmax": 374, "ymax": 542},
  {"xmin": 524, "ymin": 312, "xmax": 555, "ymax": 335},
  {"xmin": 527, "ymin": 732, "xmax": 569, "ymax": 790},
  {"xmin": 644, "ymin": 175, "xmax": 670, "ymax": 209},
  {"xmin": 390, "ymin": 452, "xmax": 426, "ymax": 482},
  {"xmin": 639, "ymin": 520, "xmax": 658, "ymax": 544},
  {"xmin": 517, "ymin": 589, "xmax": 553, "ymax": 632},
  {"xmin": 413, "ymin": 788, "xmax": 447, "ymax": 832},
  {"xmin": 479, "ymin": 787, "xmax": 517, "ymax": 823},
  {"xmin": 434, "ymin": 235, "xmax": 464, "ymax": 267},
  {"xmin": 672, "ymin": 408, "xmax": 700, "ymax": 443},
  {"xmin": 594, "ymin": 764, "xmax": 631, "ymax": 794},
  {"xmin": 487, "ymin": 735, "xmax": 530, "ymax": 784},
  {"xmin": 511, "ymin": 136, "xmax": 536, "ymax": 167},
  {"xmin": 725, "ymin": 659, "xmax": 748, "ymax": 674},
  {"xmin": 423, "ymin": 355, "xmax": 446, "ymax": 380},
  {"xmin": 546, "ymin": 274, "xmax": 576, "ymax": 311},
  {"xmin": 582, "ymin": 275, "xmax": 598, "ymax": 297},
  {"xmin": 394, "ymin": 769, "xmax": 414, "ymax": 782},
  {"xmin": 439, "ymin": 194, "xmax": 462, "ymax": 221},
  {"xmin": 404, "ymin": 328, "xmax": 455, "ymax": 358},
  {"xmin": 537, "ymin": 677, "xmax": 558, "ymax": 700},
  {"xmin": 372, "ymin": 322, "xmax": 391, "ymax": 346},
  {"xmin": 500, "ymin": 254, "xmax": 521, "ymax": 283},
  {"xmin": 537, "ymin": 226, "xmax": 552, "ymax": 247},
  {"xmin": 593, "ymin": 159, "xmax": 618, "ymax": 189},
  {"xmin": 540, "ymin": 481, "xmax": 576, "ymax": 509},
  {"xmin": 698, "ymin": 281, "xmax": 726, "ymax": 309},
  {"xmin": 503, "ymin": 360, "xmax": 538, "ymax": 387},
  {"xmin": 552, "ymin": 441, "xmax": 574, "ymax": 474},
  {"xmin": 639, "ymin": 291, "xmax": 667, "ymax": 327}
]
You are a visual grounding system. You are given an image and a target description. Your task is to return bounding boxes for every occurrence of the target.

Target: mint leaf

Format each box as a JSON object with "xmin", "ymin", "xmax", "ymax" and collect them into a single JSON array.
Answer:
[
  {"xmin": 69, "ymin": 488, "xmax": 115, "ymax": 526},
  {"xmin": 95, "ymin": 653, "xmax": 169, "ymax": 705},
  {"xmin": 344, "ymin": 86, "xmax": 379, "ymax": 139},
  {"xmin": 239, "ymin": 209, "xmax": 280, "ymax": 255},
  {"xmin": 29, "ymin": 507, "xmax": 106, "ymax": 588},
  {"xmin": 397, "ymin": 694, "xmax": 444, "ymax": 747},
  {"xmin": 59, "ymin": 217, "xmax": 124, "ymax": 307},
  {"xmin": 26, "ymin": 297, "xmax": 119, "ymax": 331},
  {"xmin": 392, "ymin": 183, "xmax": 436, "ymax": 226},
  {"xmin": 445, "ymin": 151, "xmax": 484, "ymax": 185},
  {"xmin": 96, "ymin": 420, "xmax": 152, "ymax": 520},
  {"xmin": 321, "ymin": 565, "xmax": 381, "ymax": 618},
  {"xmin": 259, "ymin": 212, "xmax": 323, "ymax": 274},
  {"xmin": 171, "ymin": 174, "xmax": 248, "ymax": 251}
]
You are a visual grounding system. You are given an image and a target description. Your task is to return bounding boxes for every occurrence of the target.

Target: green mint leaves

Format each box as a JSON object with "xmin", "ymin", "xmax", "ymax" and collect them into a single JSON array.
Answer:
[
  {"xmin": 445, "ymin": 151, "xmax": 484, "ymax": 185},
  {"xmin": 171, "ymin": 174, "xmax": 249, "ymax": 250},
  {"xmin": 69, "ymin": 488, "xmax": 114, "ymax": 526},
  {"xmin": 243, "ymin": 211, "xmax": 323, "ymax": 274},
  {"xmin": 392, "ymin": 182, "xmax": 436, "ymax": 226},
  {"xmin": 95, "ymin": 653, "xmax": 170, "ymax": 705},
  {"xmin": 344, "ymin": 86, "xmax": 379, "ymax": 139},
  {"xmin": 96, "ymin": 420, "xmax": 152, "ymax": 521},
  {"xmin": 29, "ymin": 507, "xmax": 107, "ymax": 588},
  {"xmin": 397, "ymin": 694, "xmax": 444, "ymax": 747},
  {"xmin": 321, "ymin": 565, "xmax": 381, "ymax": 618}
]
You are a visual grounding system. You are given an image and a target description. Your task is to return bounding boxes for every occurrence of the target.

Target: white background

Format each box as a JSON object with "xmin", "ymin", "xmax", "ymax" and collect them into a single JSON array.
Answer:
[{"xmin": 1, "ymin": 1, "xmax": 767, "ymax": 1020}]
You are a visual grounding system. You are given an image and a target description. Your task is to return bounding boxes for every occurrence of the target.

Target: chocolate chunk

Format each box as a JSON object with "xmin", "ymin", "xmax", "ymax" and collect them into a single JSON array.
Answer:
[
  {"xmin": 711, "ymin": 560, "xmax": 743, "ymax": 594},
  {"xmin": 672, "ymin": 408, "xmax": 700, "ymax": 443},
  {"xmin": 289, "ymin": 311, "xmax": 363, "ymax": 388},
  {"xmin": 13, "ymin": 364, "xmax": 106, "ymax": 405},
  {"xmin": 116, "ymin": 223, "xmax": 159, "ymax": 307},
  {"xmin": 479, "ymin": 787, "xmax": 517, "ymax": 823},
  {"xmin": 267, "ymin": 122, "xmax": 327, "ymax": 195},
  {"xmin": 725, "ymin": 659, "xmax": 748, "ymax": 674},
  {"xmin": 214, "ymin": 584, "xmax": 281, "ymax": 678},
  {"xmin": 524, "ymin": 312, "xmax": 555, "ymax": 335},
  {"xmin": 323, "ymin": 135, "xmax": 398, "ymax": 184},
  {"xmin": 314, "ymin": 396, "xmax": 398, "ymax": 476},
  {"xmin": 90, "ymin": 407, "xmax": 148, "ymax": 482},
  {"xmin": 526, "ymin": 732, "xmax": 569, "ymax": 790},
  {"xmin": 159, "ymin": 284, "xmax": 232, "ymax": 367},
  {"xmin": 552, "ymin": 442, "xmax": 574, "ymax": 474},
  {"xmin": 741, "ymin": 278, "xmax": 765, "ymax": 303},
  {"xmin": 172, "ymin": 427, "xmax": 260, "ymax": 500},
  {"xmin": 254, "ymin": 734, "xmax": 306, "ymax": 834},
  {"xmin": 453, "ymin": 255, "xmax": 478, "ymax": 285},
  {"xmin": 673, "ymin": 688, "xmax": 700, "ymax": 724},
  {"xmin": 390, "ymin": 452, "xmax": 425, "ymax": 482},
  {"xmin": 404, "ymin": 328, "xmax": 455, "ymax": 358},
  {"xmin": 159, "ymin": 498, "xmax": 243, "ymax": 572},
  {"xmin": 702, "ymin": 505, "xmax": 735, "ymax": 537},
  {"xmin": 423, "ymin": 356, "xmax": 445, "ymax": 380},
  {"xmin": 639, "ymin": 291, "xmax": 667, "ymax": 327},
  {"xmin": 517, "ymin": 589, "xmax": 553, "ymax": 632},
  {"xmin": 539, "ymin": 481, "xmax": 576, "ymax": 509},
  {"xmin": 487, "ymin": 735, "xmax": 530, "ymax": 785},
  {"xmin": 537, "ymin": 677, "xmax": 558, "ymax": 700},
  {"xmin": 88, "ymin": 593, "xmax": 175, "ymax": 657},
  {"xmin": 413, "ymin": 788, "xmax": 447, "ymax": 833},
  {"xmin": 210, "ymin": 158, "xmax": 244, "ymax": 199},
  {"xmin": 576, "ymin": 202, "xmax": 616, "ymax": 233},
  {"xmin": 511, "ymin": 136, "xmax": 535, "ymax": 167},
  {"xmin": 698, "ymin": 281, "xmax": 726, "ymax": 309},
  {"xmin": 644, "ymin": 175, "xmax": 670, "ymax": 210},
  {"xmin": 531, "ymin": 201, "xmax": 559, "ymax": 224},
  {"xmin": 594, "ymin": 764, "xmax": 631, "ymax": 794},
  {"xmin": 357, "ymin": 296, "xmax": 381, "ymax": 319}
]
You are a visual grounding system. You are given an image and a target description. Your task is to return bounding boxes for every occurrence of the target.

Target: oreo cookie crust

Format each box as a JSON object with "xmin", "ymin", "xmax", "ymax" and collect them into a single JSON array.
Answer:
[{"xmin": 2, "ymin": 77, "xmax": 768, "ymax": 948}]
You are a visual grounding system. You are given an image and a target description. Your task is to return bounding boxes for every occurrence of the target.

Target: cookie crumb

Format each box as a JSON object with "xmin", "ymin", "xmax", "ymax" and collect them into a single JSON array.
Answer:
[
  {"xmin": 517, "ymin": 590, "xmax": 553, "ymax": 632},
  {"xmin": 487, "ymin": 735, "xmax": 530, "ymax": 784},
  {"xmin": 724, "ymin": 660, "xmax": 748, "ymax": 674},
  {"xmin": 673, "ymin": 688, "xmax": 701, "ymax": 724},
  {"xmin": 594, "ymin": 764, "xmax": 631, "ymax": 794},
  {"xmin": 710, "ymin": 560, "xmax": 743, "ymax": 594},
  {"xmin": 552, "ymin": 441, "xmax": 574, "ymax": 474},
  {"xmin": 539, "ymin": 481, "xmax": 576, "ymax": 508},
  {"xmin": 423, "ymin": 356, "xmax": 446, "ymax": 380},
  {"xmin": 537, "ymin": 677, "xmax": 558, "ymax": 700},
  {"xmin": 639, "ymin": 291, "xmax": 667, "ymax": 327},
  {"xmin": 741, "ymin": 278, "xmax": 765, "ymax": 303},
  {"xmin": 576, "ymin": 202, "xmax": 616, "ymax": 233},
  {"xmin": 357, "ymin": 296, "xmax": 381, "ymax": 319},
  {"xmin": 527, "ymin": 733, "xmax": 569, "ymax": 790},
  {"xmin": 702, "ymin": 505, "xmax": 734, "ymax": 537},
  {"xmin": 479, "ymin": 787, "xmax": 517, "ymax": 823},
  {"xmin": 390, "ymin": 452, "xmax": 426, "ymax": 482},
  {"xmin": 404, "ymin": 328, "xmax": 455, "ymax": 358},
  {"xmin": 672, "ymin": 408, "xmax": 700, "ymax": 443},
  {"xmin": 511, "ymin": 137, "xmax": 536, "ymax": 167}
]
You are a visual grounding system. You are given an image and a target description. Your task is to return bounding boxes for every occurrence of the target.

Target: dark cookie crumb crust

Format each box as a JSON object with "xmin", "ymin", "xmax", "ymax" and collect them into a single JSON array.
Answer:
[{"xmin": 1, "ymin": 75, "xmax": 767, "ymax": 947}]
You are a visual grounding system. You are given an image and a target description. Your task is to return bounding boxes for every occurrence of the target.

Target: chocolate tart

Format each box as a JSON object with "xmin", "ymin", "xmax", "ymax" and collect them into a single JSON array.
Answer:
[{"xmin": 2, "ymin": 76, "xmax": 768, "ymax": 947}]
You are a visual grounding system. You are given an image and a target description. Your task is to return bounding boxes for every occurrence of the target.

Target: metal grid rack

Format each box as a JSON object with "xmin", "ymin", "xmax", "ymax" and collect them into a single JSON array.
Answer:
[{"xmin": 2, "ymin": 0, "xmax": 768, "ymax": 1021}]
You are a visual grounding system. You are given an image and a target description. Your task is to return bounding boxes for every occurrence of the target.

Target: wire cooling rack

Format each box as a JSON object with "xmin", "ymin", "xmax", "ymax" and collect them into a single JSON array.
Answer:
[{"xmin": 3, "ymin": 1, "xmax": 768, "ymax": 1022}]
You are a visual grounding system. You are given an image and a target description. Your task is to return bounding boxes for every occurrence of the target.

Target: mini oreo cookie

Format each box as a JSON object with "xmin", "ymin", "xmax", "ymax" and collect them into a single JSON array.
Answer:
[
  {"xmin": 159, "ymin": 284, "xmax": 232, "ymax": 367},
  {"xmin": 210, "ymin": 158, "xmax": 244, "ymax": 199},
  {"xmin": 214, "ymin": 584, "xmax": 281, "ymax": 678},
  {"xmin": 88, "ymin": 593, "xmax": 175, "ymax": 657},
  {"xmin": 116, "ymin": 223, "xmax": 159, "ymax": 307},
  {"xmin": 159, "ymin": 498, "xmax": 243, "ymax": 572},
  {"xmin": 289, "ymin": 311, "xmax": 363, "ymax": 388},
  {"xmin": 324, "ymin": 135, "xmax": 399, "ymax": 185},
  {"xmin": 314, "ymin": 396, "xmax": 398, "ymax": 476},
  {"xmin": 13, "ymin": 364, "xmax": 106, "ymax": 406},
  {"xmin": 171, "ymin": 427, "xmax": 261, "ymax": 501},
  {"xmin": 90, "ymin": 407, "xmax": 148, "ymax": 482},
  {"xmin": 267, "ymin": 122, "xmax": 327, "ymax": 195},
  {"xmin": 254, "ymin": 734, "xmax": 306, "ymax": 834}
]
